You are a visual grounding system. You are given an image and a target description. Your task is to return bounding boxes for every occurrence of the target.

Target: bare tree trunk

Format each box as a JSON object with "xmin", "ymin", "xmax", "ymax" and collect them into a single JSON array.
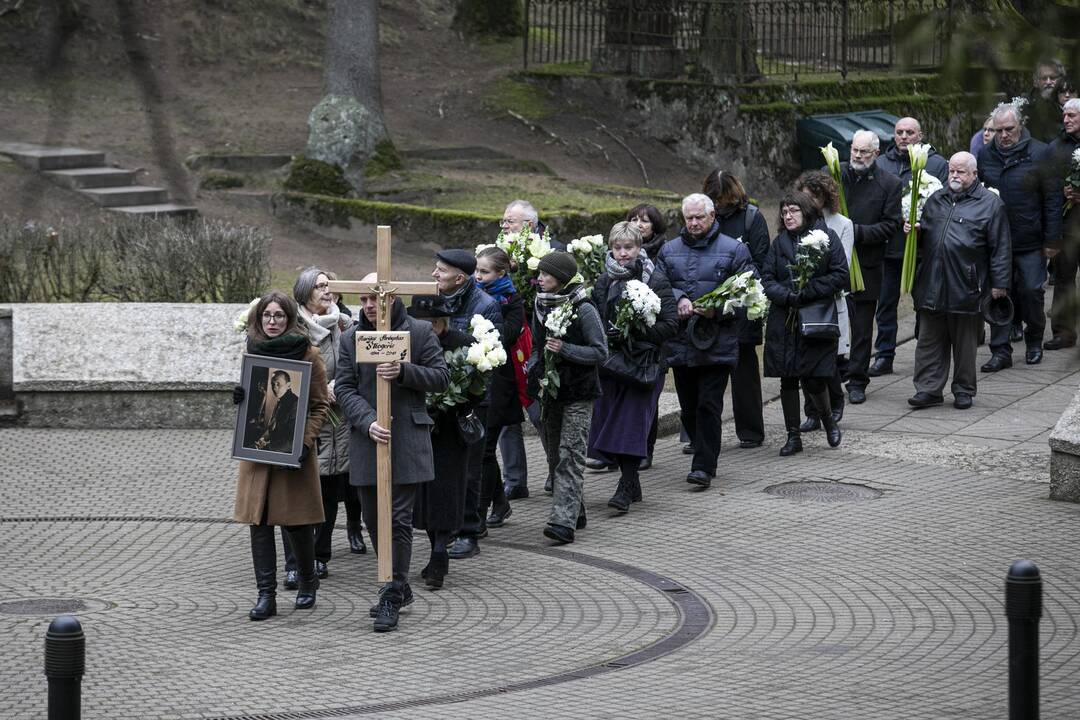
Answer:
[
  {"xmin": 304, "ymin": 0, "xmax": 390, "ymax": 193},
  {"xmin": 698, "ymin": 0, "xmax": 761, "ymax": 83}
]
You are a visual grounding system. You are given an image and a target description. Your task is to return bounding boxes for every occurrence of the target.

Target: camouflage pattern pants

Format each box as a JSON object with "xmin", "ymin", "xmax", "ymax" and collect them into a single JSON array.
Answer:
[{"xmin": 541, "ymin": 400, "xmax": 592, "ymax": 530}]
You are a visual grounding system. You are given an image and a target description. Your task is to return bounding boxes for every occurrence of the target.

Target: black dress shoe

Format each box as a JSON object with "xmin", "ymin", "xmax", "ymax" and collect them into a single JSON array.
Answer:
[
  {"xmin": 294, "ymin": 578, "xmax": 318, "ymax": 610},
  {"xmin": 779, "ymin": 432, "xmax": 802, "ymax": 457},
  {"xmin": 372, "ymin": 597, "xmax": 399, "ymax": 632},
  {"xmin": 639, "ymin": 456, "xmax": 653, "ymax": 471},
  {"xmin": 981, "ymin": 354, "xmax": 1012, "ymax": 372},
  {"xmin": 315, "ymin": 560, "xmax": 329, "ymax": 579},
  {"xmin": 486, "ymin": 502, "xmax": 513, "ymax": 528},
  {"xmin": 681, "ymin": 443, "xmax": 696, "ymax": 455},
  {"xmin": 953, "ymin": 393, "xmax": 973, "ymax": 410},
  {"xmin": 800, "ymin": 416, "xmax": 821, "ymax": 432},
  {"xmin": 369, "ymin": 584, "xmax": 413, "ymax": 617},
  {"xmin": 1045, "ymin": 335, "xmax": 1076, "ymax": 350},
  {"xmin": 249, "ymin": 594, "xmax": 277, "ymax": 621},
  {"xmin": 447, "ymin": 536, "xmax": 479, "ymax": 559},
  {"xmin": 686, "ymin": 470, "xmax": 713, "ymax": 488},
  {"xmin": 543, "ymin": 523, "xmax": 575, "ymax": 545},
  {"xmin": 586, "ymin": 457, "xmax": 617, "ymax": 471},
  {"xmin": 283, "ymin": 570, "xmax": 299, "ymax": 590},
  {"xmin": 505, "ymin": 485, "xmax": 530, "ymax": 500},
  {"xmin": 347, "ymin": 524, "xmax": 367, "ymax": 554},
  {"xmin": 822, "ymin": 417, "xmax": 842, "ymax": 448},
  {"xmin": 738, "ymin": 439, "xmax": 763, "ymax": 449},
  {"xmin": 868, "ymin": 358, "xmax": 893, "ymax": 377},
  {"xmin": 1025, "ymin": 348, "xmax": 1043, "ymax": 365},
  {"xmin": 908, "ymin": 392, "xmax": 944, "ymax": 408},
  {"xmin": 848, "ymin": 387, "xmax": 866, "ymax": 404}
]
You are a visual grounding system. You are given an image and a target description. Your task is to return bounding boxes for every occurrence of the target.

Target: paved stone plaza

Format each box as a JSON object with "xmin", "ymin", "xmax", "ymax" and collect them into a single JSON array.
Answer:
[{"xmin": 3, "ymin": 331, "xmax": 1080, "ymax": 719}]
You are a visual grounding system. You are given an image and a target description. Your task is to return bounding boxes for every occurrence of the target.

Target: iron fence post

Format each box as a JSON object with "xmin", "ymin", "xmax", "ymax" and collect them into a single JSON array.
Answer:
[
  {"xmin": 1006, "ymin": 560, "xmax": 1041, "ymax": 720},
  {"xmin": 45, "ymin": 615, "xmax": 84, "ymax": 720},
  {"xmin": 523, "ymin": 0, "xmax": 530, "ymax": 69},
  {"xmin": 626, "ymin": 0, "xmax": 634, "ymax": 75},
  {"xmin": 840, "ymin": 0, "xmax": 848, "ymax": 78}
]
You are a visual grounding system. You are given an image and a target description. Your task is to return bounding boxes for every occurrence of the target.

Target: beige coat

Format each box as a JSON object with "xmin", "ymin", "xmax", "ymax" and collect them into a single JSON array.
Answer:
[{"xmin": 233, "ymin": 345, "xmax": 330, "ymax": 526}]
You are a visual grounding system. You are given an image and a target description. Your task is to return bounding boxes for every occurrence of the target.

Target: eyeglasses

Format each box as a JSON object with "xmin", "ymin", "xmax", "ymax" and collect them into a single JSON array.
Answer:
[
  {"xmin": 499, "ymin": 217, "xmax": 521, "ymax": 227},
  {"xmin": 850, "ymin": 147, "xmax": 876, "ymax": 156},
  {"xmin": 262, "ymin": 312, "xmax": 287, "ymax": 323},
  {"xmin": 314, "ymin": 282, "xmax": 330, "ymax": 291},
  {"xmin": 780, "ymin": 208, "xmax": 802, "ymax": 217}
]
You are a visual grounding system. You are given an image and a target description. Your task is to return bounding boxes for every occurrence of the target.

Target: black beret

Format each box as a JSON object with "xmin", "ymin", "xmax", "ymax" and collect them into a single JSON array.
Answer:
[{"xmin": 436, "ymin": 249, "xmax": 477, "ymax": 275}]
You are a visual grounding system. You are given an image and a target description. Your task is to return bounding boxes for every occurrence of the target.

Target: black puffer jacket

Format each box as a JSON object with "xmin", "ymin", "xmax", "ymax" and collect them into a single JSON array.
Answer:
[
  {"xmin": 716, "ymin": 203, "xmax": 770, "ymax": 344},
  {"xmin": 913, "ymin": 182, "xmax": 1012, "ymax": 315},
  {"xmin": 486, "ymin": 293, "xmax": 525, "ymax": 429},
  {"xmin": 978, "ymin": 134, "xmax": 1063, "ymax": 254},
  {"xmin": 1049, "ymin": 131, "xmax": 1080, "ymax": 242},
  {"xmin": 834, "ymin": 162, "xmax": 904, "ymax": 270}
]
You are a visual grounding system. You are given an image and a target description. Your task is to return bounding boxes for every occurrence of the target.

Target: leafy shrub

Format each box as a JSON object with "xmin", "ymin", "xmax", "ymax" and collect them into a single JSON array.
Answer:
[
  {"xmin": 283, "ymin": 156, "xmax": 353, "ymax": 197},
  {"xmin": 0, "ymin": 215, "xmax": 271, "ymax": 303}
]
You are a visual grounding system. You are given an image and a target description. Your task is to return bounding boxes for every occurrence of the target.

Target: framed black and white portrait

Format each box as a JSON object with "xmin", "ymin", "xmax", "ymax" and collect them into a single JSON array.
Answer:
[{"xmin": 232, "ymin": 354, "xmax": 312, "ymax": 468}]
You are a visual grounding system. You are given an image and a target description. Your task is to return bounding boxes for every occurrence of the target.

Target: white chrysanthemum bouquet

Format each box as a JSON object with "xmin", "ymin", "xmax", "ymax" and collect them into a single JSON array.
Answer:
[
  {"xmin": 539, "ymin": 302, "xmax": 576, "ymax": 403},
  {"xmin": 613, "ymin": 279, "xmax": 661, "ymax": 341},
  {"xmin": 567, "ymin": 233, "xmax": 606, "ymax": 284},
  {"xmin": 693, "ymin": 270, "xmax": 770, "ymax": 321},
  {"xmin": 426, "ymin": 314, "xmax": 506, "ymax": 413}
]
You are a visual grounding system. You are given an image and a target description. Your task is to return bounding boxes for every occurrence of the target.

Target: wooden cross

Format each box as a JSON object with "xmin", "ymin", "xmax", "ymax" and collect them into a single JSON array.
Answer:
[{"xmin": 328, "ymin": 225, "xmax": 437, "ymax": 582}]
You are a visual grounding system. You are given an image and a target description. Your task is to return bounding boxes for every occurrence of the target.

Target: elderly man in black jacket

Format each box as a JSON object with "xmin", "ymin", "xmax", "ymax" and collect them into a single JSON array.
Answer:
[
  {"xmin": 872, "ymin": 117, "xmax": 950, "ymax": 376},
  {"xmin": 836, "ymin": 130, "xmax": 904, "ymax": 404},
  {"xmin": 908, "ymin": 152, "xmax": 1011, "ymax": 411},
  {"xmin": 1047, "ymin": 98, "xmax": 1080, "ymax": 349},
  {"xmin": 978, "ymin": 102, "xmax": 1063, "ymax": 369}
]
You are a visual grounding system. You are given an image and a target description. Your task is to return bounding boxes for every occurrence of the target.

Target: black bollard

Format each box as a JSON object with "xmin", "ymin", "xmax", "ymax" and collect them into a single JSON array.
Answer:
[
  {"xmin": 44, "ymin": 615, "xmax": 84, "ymax": 720},
  {"xmin": 1005, "ymin": 559, "xmax": 1041, "ymax": 720}
]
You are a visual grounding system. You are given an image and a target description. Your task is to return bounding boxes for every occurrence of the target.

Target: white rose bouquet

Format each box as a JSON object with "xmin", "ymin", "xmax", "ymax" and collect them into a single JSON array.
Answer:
[
  {"xmin": 567, "ymin": 233, "xmax": 606, "ymax": 284},
  {"xmin": 477, "ymin": 225, "xmax": 554, "ymax": 311},
  {"xmin": 426, "ymin": 314, "xmax": 506, "ymax": 413},
  {"xmin": 233, "ymin": 297, "xmax": 260, "ymax": 333},
  {"xmin": 612, "ymin": 279, "xmax": 661, "ymax": 342},
  {"xmin": 539, "ymin": 302, "xmax": 576, "ymax": 404},
  {"xmin": 693, "ymin": 270, "xmax": 769, "ymax": 320},
  {"xmin": 788, "ymin": 228, "xmax": 832, "ymax": 292}
]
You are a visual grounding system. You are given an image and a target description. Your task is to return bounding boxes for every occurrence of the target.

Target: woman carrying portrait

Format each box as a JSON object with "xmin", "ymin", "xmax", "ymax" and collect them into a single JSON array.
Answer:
[{"xmin": 232, "ymin": 291, "xmax": 329, "ymax": 620}]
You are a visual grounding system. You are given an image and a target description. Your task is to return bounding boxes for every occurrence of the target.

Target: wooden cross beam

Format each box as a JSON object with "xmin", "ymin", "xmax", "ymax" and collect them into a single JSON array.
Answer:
[{"xmin": 328, "ymin": 225, "xmax": 437, "ymax": 583}]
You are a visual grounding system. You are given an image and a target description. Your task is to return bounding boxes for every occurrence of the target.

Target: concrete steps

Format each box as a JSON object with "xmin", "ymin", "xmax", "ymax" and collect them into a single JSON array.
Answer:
[{"xmin": 0, "ymin": 141, "xmax": 197, "ymax": 218}]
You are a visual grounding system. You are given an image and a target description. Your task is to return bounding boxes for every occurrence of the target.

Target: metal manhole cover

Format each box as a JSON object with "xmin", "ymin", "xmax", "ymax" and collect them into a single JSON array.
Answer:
[
  {"xmin": 764, "ymin": 481, "xmax": 882, "ymax": 502},
  {"xmin": 0, "ymin": 598, "xmax": 110, "ymax": 616}
]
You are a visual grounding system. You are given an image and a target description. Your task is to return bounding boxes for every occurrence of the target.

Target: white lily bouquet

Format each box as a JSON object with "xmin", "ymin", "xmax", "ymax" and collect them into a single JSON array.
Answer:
[
  {"xmin": 567, "ymin": 234, "xmax": 607, "ymax": 284},
  {"xmin": 539, "ymin": 302, "xmax": 576, "ymax": 403},
  {"xmin": 900, "ymin": 143, "xmax": 932, "ymax": 293},
  {"xmin": 477, "ymin": 226, "xmax": 554, "ymax": 311},
  {"xmin": 821, "ymin": 141, "xmax": 864, "ymax": 292},
  {"xmin": 426, "ymin": 314, "xmax": 506, "ymax": 413},
  {"xmin": 612, "ymin": 279, "xmax": 661, "ymax": 342},
  {"xmin": 234, "ymin": 297, "xmax": 260, "ymax": 333},
  {"xmin": 692, "ymin": 270, "xmax": 770, "ymax": 320},
  {"xmin": 1065, "ymin": 148, "xmax": 1080, "ymax": 216}
]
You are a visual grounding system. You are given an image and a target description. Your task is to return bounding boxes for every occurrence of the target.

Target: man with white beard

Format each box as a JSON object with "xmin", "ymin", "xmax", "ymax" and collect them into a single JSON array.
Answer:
[{"xmin": 906, "ymin": 152, "xmax": 1011, "ymax": 411}]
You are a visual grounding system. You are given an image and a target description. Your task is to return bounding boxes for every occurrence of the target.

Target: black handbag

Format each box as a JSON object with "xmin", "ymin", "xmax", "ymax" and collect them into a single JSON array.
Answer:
[
  {"xmin": 456, "ymin": 410, "xmax": 485, "ymax": 445},
  {"xmin": 600, "ymin": 339, "xmax": 663, "ymax": 389},
  {"xmin": 797, "ymin": 297, "xmax": 841, "ymax": 340}
]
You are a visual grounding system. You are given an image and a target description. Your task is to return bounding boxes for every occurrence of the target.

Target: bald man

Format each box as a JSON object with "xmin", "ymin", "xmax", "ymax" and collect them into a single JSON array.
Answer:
[
  {"xmin": 873, "ymin": 117, "xmax": 951, "ymax": 376},
  {"xmin": 907, "ymin": 152, "xmax": 1011, "ymax": 411}
]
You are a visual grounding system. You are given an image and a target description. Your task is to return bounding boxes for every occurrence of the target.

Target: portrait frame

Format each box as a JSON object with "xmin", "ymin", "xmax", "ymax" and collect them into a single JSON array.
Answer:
[{"xmin": 232, "ymin": 354, "xmax": 312, "ymax": 469}]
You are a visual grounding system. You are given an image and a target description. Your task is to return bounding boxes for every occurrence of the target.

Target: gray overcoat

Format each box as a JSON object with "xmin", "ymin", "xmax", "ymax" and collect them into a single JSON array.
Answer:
[{"xmin": 335, "ymin": 299, "xmax": 450, "ymax": 487}]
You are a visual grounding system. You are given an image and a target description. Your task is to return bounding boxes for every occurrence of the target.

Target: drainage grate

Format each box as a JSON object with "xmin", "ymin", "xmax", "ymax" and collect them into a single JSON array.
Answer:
[
  {"xmin": 0, "ymin": 597, "xmax": 109, "ymax": 616},
  {"xmin": 765, "ymin": 480, "xmax": 882, "ymax": 502}
]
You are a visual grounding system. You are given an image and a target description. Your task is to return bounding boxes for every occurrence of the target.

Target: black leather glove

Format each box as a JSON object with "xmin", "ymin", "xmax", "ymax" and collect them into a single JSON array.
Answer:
[
  {"xmin": 232, "ymin": 384, "xmax": 245, "ymax": 405},
  {"xmin": 299, "ymin": 444, "xmax": 310, "ymax": 464},
  {"xmin": 605, "ymin": 322, "xmax": 623, "ymax": 341}
]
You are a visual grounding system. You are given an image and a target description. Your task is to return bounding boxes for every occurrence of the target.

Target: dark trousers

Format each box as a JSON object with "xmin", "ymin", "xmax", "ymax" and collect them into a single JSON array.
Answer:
[
  {"xmin": 480, "ymin": 421, "xmax": 511, "ymax": 517},
  {"xmin": 673, "ymin": 364, "xmax": 731, "ymax": 477},
  {"xmin": 803, "ymin": 364, "xmax": 844, "ymax": 420},
  {"xmin": 846, "ymin": 293, "xmax": 878, "ymax": 391},
  {"xmin": 731, "ymin": 341, "xmax": 764, "ymax": 444},
  {"xmin": 990, "ymin": 249, "xmax": 1048, "ymax": 356},
  {"xmin": 875, "ymin": 256, "xmax": 903, "ymax": 361},
  {"xmin": 1051, "ymin": 238, "xmax": 1080, "ymax": 341},
  {"xmin": 913, "ymin": 310, "xmax": 981, "ymax": 397},
  {"xmin": 457, "ymin": 405, "xmax": 488, "ymax": 539},
  {"xmin": 283, "ymin": 473, "xmax": 362, "ymax": 568},
  {"xmin": 358, "ymin": 483, "xmax": 418, "ymax": 590},
  {"xmin": 264, "ymin": 523, "xmax": 317, "ymax": 577}
]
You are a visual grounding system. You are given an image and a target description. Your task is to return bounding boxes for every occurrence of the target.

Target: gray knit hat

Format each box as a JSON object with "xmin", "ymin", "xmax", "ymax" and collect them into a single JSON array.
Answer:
[{"xmin": 536, "ymin": 251, "xmax": 578, "ymax": 284}]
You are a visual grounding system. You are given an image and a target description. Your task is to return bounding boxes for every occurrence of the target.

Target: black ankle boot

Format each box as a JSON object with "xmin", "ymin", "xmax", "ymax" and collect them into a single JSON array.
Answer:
[
  {"xmin": 287, "ymin": 525, "xmax": 319, "ymax": 610},
  {"xmin": 630, "ymin": 474, "xmax": 643, "ymax": 503},
  {"xmin": 426, "ymin": 551, "xmax": 449, "ymax": 590},
  {"xmin": 607, "ymin": 479, "xmax": 632, "ymax": 513},
  {"xmin": 810, "ymin": 390, "xmax": 842, "ymax": 448},
  {"xmin": 347, "ymin": 522, "xmax": 367, "ymax": 554},
  {"xmin": 249, "ymin": 525, "xmax": 277, "ymax": 621},
  {"xmin": 779, "ymin": 431, "xmax": 803, "ymax": 456}
]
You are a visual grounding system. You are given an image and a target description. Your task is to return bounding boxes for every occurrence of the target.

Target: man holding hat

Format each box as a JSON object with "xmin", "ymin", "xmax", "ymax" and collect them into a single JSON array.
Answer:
[
  {"xmin": 432, "ymin": 249, "xmax": 503, "ymax": 560},
  {"xmin": 906, "ymin": 152, "xmax": 1011, "ymax": 410}
]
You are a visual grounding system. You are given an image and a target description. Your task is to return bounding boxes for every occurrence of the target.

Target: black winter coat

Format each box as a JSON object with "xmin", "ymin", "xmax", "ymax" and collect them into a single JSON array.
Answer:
[
  {"xmin": 978, "ymin": 135, "xmax": 1063, "ymax": 254},
  {"xmin": 656, "ymin": 221, "xmax": 756, "ymax": 367},
  {"xmin": 591, "ymin": 261, "xmax": 679, "ymax": 359},
  {"xmin": 486, "ymin": 293, "xmax": 526, "ymax": 429},
  {"xmin": 717, "ymin": 203, "xmax": 770, "ymax": 344},
  {"xmin": 913, "ymin": 182, "xmax": 1012, "ymax": 315},
  {"xmin": 527, "ymin": 287, "xmax": 608, "ymax": 404},
  {"xmin": 836, "ymin": 162, "xmax": 904, "ymax": 271},
  {"xmin": 1049, "ymin": 131, "xmax": 1080, "ymax": 242},
  {"xmin": 761, "ymin": 222, "xmax": 849, "ymax": 379}
]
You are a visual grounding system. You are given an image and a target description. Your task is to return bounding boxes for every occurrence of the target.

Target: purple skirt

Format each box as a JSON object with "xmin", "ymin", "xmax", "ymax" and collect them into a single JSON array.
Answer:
[{"xmin": 587, "ymin": 374, "xmax": 665, "ymax": 458}]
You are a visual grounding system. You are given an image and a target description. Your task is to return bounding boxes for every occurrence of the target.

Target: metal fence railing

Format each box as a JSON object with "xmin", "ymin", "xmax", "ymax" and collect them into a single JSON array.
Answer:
[{"xmin": 523, "ymin": 0, "xmax": 952, "ymax": 81}]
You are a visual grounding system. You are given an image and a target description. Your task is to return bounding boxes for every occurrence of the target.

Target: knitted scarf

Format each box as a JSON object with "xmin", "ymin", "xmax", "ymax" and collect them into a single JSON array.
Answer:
[
  {"xmin": 440, "ymin": 281, "xmax": 471, "ymax": 316},
  {"xmin": 247, "ymin": 333, "xmax": 311, "ymax": 360},
  {"xmin": 604, "ymin": 250, "xmax": 653, "ymax": 284},
  {"xmin": 534, "ymin": 274, "xmax": 589, "ymax": 324},
  {"xmin": 299, "ymin": 304, "xmax": 341, "ymax": 345},
  {"xmin": 476, "ymin": 274, "xmax": 516, "ymax": 303}
]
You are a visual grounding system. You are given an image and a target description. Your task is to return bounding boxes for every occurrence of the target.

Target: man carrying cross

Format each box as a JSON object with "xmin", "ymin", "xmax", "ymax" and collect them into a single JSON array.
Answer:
[{"xmin": 335, "ymin": 271, "xmax": 449, "ymax": 633}]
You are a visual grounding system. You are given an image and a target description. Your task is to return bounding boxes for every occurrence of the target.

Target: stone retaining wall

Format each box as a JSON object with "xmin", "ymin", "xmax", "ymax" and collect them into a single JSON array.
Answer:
[{"xmin": 1049, "ymin": 386, "xmax": 1080, "ymax": 503}]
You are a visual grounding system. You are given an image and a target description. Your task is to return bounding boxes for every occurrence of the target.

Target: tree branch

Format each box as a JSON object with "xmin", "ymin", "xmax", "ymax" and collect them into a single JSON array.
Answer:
[
  {"xmin": 586, "ymin": 118, "xmax": 649, "ymax": 187},
  {"xmin": 0, "ymin": 0, "xmax": 25, "ymax": 17},
  {"xmin": 507, "ymin": 110, "xmax": 567, "ymax": 146}
]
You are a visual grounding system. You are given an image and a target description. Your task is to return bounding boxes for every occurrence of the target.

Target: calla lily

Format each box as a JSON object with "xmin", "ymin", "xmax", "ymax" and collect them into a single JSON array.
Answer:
[
  {"xmin": 908, "ymin": 143, "xmax": 930, "ymax": 173},
  {"xmin": 821, "ymin": 141, "xmax": 841, "ymax": 173}
]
